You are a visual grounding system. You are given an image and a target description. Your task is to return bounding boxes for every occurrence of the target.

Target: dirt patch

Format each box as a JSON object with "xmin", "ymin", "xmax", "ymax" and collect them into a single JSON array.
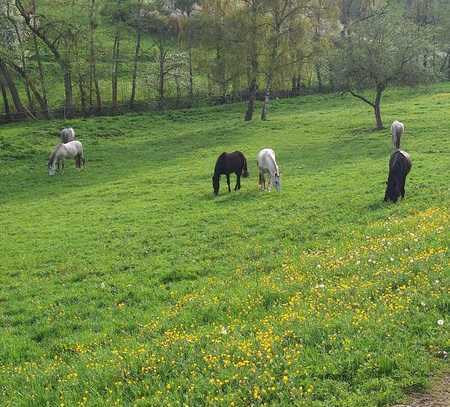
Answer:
[{"xmin": 393, "ymin": 374, "xmax": 449, "ymax": 407}]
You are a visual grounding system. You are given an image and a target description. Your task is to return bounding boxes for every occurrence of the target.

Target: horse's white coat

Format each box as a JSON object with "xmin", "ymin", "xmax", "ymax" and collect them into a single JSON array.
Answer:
[
  {"xmin": 48, "ymin": 141, "xmax": 84, "ymax": 175},
  {"xmin": 257, "ymin": 148, "xmax": 280, "ymax": 192},
  {"xmin": 391, "ymin": 120, "xmax": 404, "ymax": 150}
]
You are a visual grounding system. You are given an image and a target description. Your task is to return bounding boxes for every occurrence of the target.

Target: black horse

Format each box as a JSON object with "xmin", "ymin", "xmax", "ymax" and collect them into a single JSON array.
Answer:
[
  {"xmin": 384, "ymin": 150, "xmax": 412, "ymax": 203},
  {"xmin": 212, "ymin": 151, "xmax": 249, "ymax": 196}
]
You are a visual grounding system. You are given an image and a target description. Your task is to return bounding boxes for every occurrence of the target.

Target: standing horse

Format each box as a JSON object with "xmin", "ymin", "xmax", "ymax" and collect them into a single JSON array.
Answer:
[
  {"xmin": 48, "ymin": 141, "xmax": 85, "ymax": 176},
  {"xmin": 384, "ymin": 149, "xmax": 412, "ymax": 203},
  {"xmin": 391, "ymin": 120, "xmax": 404, "ymax": 150},
  {"xmin": 60, "ymin": 127, "xmax": 76, "ymax": 144},
  {"xmin": 257, "ymin": 148, "xmax": 280, "ymax": 192},
  {"xmin": 212, "ymin": 151, "xmax": 249, "ymax": 196}
]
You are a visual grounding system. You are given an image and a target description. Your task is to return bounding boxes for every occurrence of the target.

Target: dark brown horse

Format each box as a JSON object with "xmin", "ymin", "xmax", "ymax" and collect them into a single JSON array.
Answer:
[
  {"xmin": 384, "ymin": 150, "xmax": 412, "ymax": 203},
  {"xmin": 212, "ymin": 151, "xmax": 249, "ymax": 196}
]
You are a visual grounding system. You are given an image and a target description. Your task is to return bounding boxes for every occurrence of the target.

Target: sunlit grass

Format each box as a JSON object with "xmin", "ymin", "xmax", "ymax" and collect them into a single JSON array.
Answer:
[{"xmin": 0, "ymin": 84, "xmax": 448, "ymax": 406}]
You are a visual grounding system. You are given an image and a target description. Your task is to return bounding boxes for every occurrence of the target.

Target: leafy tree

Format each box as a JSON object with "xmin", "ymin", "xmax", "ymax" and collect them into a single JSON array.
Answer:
[
  {"xmin": 333, "ymin": 7, "xmax": 434, "ymax": 129},
  {"xmin": 142, "ymin": 2, "xmax": 183, "ymax": 108}
]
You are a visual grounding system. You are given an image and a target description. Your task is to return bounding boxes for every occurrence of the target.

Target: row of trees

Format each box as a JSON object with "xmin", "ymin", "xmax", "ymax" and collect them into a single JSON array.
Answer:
[{"xmin": 0, "ymin": 0, "xmax": 449, "ymax": 127}]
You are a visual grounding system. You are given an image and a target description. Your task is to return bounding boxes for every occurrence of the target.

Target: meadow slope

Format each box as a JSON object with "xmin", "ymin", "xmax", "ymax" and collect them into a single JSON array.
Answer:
[{"xmin": 0, "ymin": 85, "xmax": 449, "ymax": 406}]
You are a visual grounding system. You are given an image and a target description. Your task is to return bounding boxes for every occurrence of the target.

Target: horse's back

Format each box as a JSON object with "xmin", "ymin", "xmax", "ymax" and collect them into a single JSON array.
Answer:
[
  {"xmin": 63, "ymin": 140, "xmax": 83, "ymax": 156},
  {"xmin": 390, "ymin": 149, "xmax": 411, "ymax": 174},
  {"xmin": 215, "ymin": 151, "xmax": 246, "ymax": 174},
  {"xmin": 257, "ymin": 148, "xmax": 277, "ymax": 171}
]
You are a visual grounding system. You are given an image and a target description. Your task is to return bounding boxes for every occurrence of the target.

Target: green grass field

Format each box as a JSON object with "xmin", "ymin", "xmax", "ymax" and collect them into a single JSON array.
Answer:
[{"xmin": 0, "ymin": 85, "xmax": 448, "ymax": 406}]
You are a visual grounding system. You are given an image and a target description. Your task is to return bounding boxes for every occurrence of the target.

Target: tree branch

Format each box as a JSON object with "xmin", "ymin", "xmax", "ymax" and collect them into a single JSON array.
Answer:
[{"xmin": 349, "ymin": 90, "xmax": 375, "ymax": 108}]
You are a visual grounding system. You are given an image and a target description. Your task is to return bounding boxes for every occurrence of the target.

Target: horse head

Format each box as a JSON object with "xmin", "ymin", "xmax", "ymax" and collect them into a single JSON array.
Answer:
[{"xmin": 273, "ymin": 172, "xmax": 281, "ymax": 192}]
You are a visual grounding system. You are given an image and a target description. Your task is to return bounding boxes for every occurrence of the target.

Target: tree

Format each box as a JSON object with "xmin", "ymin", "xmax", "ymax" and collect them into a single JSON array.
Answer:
[
  {"xmin": 174, "ymin": 0, "xmax": 198, "ymax": 105},
  {"xmin": 260, "ymin": 0, "xmax": 308, "ymax": 120},
  {"xmin": 143, "ymin": 2, "xmax": 183, "ymax": 109},
  {"xmin": 102, "ymin": 0, "xmax": 130, "ymax": 111},
  {"xmin": 15, "ymin": 0, "xmax": 78, "ymax": 117},
  {"xmin": 129, "ymin": 0, "xmax": 144, "ymax": 108},
  {"xmin": 333, "ymin": 7, "xmax": 433, "ymax": 129},
  {"xmin": 240, "ymin": 0, "xmax": 265, "ymax": 121},
  {"xmin": 89, "ymin": 0, "xmax": 102, "ymax": 111}
]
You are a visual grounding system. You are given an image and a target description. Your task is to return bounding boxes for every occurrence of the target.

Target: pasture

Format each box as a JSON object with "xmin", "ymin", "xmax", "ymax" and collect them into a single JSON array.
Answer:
[{"xmin": 0, "ymin": 85, "xmax": 448, "ymax": 406}]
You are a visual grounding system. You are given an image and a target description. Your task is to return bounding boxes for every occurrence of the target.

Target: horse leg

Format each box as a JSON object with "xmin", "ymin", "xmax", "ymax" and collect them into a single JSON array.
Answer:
[
  {"xmin": 258, "ymin": 172, "xmax": 264, "ymax": 191},
  {"xmin": 226, "ymin": 174, "xmax": 231, "ymax": 192},
  {"xmin": 235, "ymin": 173, "xmax": 241, "ymax": 191}
]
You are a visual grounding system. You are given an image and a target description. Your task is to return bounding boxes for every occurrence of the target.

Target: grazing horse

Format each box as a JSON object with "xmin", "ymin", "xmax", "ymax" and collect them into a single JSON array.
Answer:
[
  {"xmin": 384, "ymin": 149, "xmax": 412, "ymax": 203},
  {"xmin": 48, "ymin": 141, "xmax": 85, "ymax": 176},
  {"xmin": 257, "ymin": 148, "xmax": 280, "ymax": 192},
  {"xmin": 60, "ymin": 127, "xmax": 76, "ymax": 144},
  {"xmin": 391, "ymin": 120, "xmax": 404, "ymax": 150},
  {"xmin": 212, "ymin": 151, "xmax": 249, "ymax": 196}
]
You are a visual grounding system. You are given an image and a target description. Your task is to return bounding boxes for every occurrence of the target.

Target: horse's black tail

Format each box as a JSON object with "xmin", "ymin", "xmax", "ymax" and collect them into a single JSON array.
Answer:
[{"xmin": 242, "ymin": 155, "xmax": 249, "ymax": 178}]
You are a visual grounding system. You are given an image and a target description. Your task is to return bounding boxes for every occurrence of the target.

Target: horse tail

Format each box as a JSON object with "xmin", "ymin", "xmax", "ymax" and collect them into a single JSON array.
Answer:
[{"xmin": 242, "ymin": 155, "xmax": 249, "ymax": 178}]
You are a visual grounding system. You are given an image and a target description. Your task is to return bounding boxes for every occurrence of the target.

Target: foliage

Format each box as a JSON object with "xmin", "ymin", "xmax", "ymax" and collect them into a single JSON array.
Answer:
[{"xmin": 1, "ymin": 0, "xmax": 449, "ymax": 122}]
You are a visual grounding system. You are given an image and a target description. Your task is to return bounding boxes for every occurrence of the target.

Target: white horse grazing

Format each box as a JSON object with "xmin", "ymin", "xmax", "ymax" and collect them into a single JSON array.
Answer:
[
  {"xmin": 48, "ymin": 141, "xmax": 85, "ymax": 176},
  {"xmin": 257, "ymin": 148, "xmax": 280, "ymax": 192},
  {"xmin": 391, "ymin": 120, "xmax": 404, "ymax": 150},
  {"xmin": 60, "ymin": 127, "xmax": 76, "ymax": 144}
]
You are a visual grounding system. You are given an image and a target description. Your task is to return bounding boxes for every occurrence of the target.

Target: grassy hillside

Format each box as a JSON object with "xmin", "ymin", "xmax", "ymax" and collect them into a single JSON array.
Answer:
[{"xmin": 0, "ymin": 85, "xmax": 448, "ymax": 406}]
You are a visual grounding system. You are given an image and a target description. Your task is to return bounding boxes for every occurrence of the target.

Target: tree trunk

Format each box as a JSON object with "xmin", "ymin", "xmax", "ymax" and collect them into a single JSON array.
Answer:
[
  {"xmin": 374, "ymin": 85, "xmax": 384, "ymax": 130},
  {"xmin": 78, "ymin": 74, "xmax": 87, "ymax": 114},
  {"xmin": 186, "ymin": 10, "xmax": 194, "ymax": 106},
  {"xmin": 158, "ymin": 47, "xmax": 165, "ymax": 110},
  {"xmin": 111, "ymin": 32, "xmax": 120, "ymax": 111},
  {"xmin": 188, "ymin": 45, "xmax": 194, "ymax": 106},
  {"xmin": 261, "ymin": 63, "xmax": 275, "ymax": 120},
  {"xmin": 0, "ymin": 79, "xmax": 10, "ymax": 119},
  {"xmin": 245, "ymin": 47, "xmax": 258, "ymax": 121},
  {"xmin": 32, "ymin": 36, "xmax": 49, "ymax": 117},
  {"xmin": 32, "ymin": 0, "xmax": 49, "ymax": 118},
  {"xmin": 130, "ymin": 24, "xmax": 142, "ymax": 108},
  {"xmin": 111, "ymin": 31, "xmax": 119, "ymax": 111},
  {"xmin": 63, "ymin": 66, "xmax": 74, "ymax": 118},
  {"xmin": 315, "ymin": 63, "xmax": 323, "ymax": 92},
  {"xmin": 15, "ymin": 0, "xmax": 74, "ymax": 116},
  {"xmin": 245, "ymin": 2, "xmax": 258, "ymax": 122},
  {"xmin": 245, "ymin": 78, "xmax": 257, "ymax": 121},
  {"xmin": 447, "ymin": 50, "xmax": 450, "ymax": 80},
  {"xmin": 7, "ymin": 3, "xmax": 34, "ymax": 112},
  {"xmin": 175, "ymin": 74, "xmax": 181, "ymax": 107},
  {"xmin": 89, "ymin": 0, "xmax": 102, "ymax": 112},
  {"xmin": 261, "ymin": 89, "xmax": 270, "ymax": 121},
  {"xmin": 0, "ymin": 61, "xmax": 26, "ymax": 115},
  {"xmin": 7, "ymin": 61, "xmax": 48, "ymax": 114}
]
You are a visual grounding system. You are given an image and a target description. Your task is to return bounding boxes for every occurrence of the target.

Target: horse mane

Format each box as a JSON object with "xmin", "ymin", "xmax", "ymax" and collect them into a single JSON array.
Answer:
[{"xmin": 268, "ymin": 152, "xmax": 279, "ymax": 174}]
